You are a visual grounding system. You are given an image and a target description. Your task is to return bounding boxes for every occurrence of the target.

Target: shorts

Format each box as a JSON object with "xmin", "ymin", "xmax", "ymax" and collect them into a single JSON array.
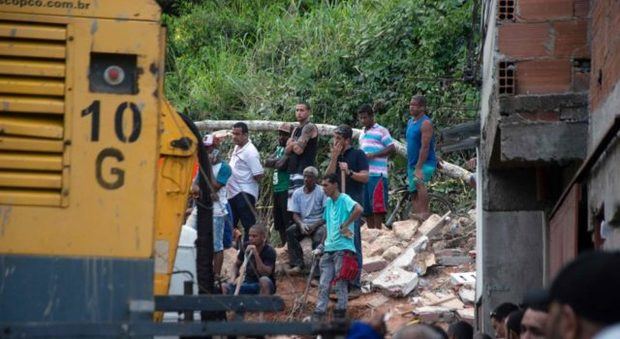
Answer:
[
  {"xmin": 226, "ymin": 277, "xmax": 276, "ymax": 295},
  {"xmin": 213, "ymin": 215, "xmax": 225, "ymax": 252},
  {"xmin": 407, "ymin": 164, "xmax": 435, "ymax": 192},
  {"xmin": 362, "ymin": 175, "xmax": 389, "ymax": 216}
]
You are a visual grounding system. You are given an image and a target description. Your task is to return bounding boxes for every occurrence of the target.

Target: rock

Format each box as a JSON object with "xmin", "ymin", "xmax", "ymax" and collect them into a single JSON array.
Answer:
[
  {"xmin": 361, "ymin": 227, "xmax": 382, "ymax": 241},
  {"xmin": 458, "ymin": 216, "xmax": 472, "ymax": 227},
  {"xmin": 366, "ymin": 294, "xmax": 390, "ymax": 308},
  {"xmin": 372, "ymin": 267, "xmax": 419, "ymax": 297},
  {"xmin": 450, "ymin": 271, "xmax": 476, "ymax": 287},
  {"xmin": 392, "ymin": 246, "xmax": 416, "ymax": 270},
  {"xmin": 413, "ymin": 251, "xmax": 436, "ymax": 276},
  {"xmin": 301, "ymin": 238, "xmax": 314, "ymax": 267},
  {"xmin": 432, "ymin": 240, "xmax": 447, "ymax": 252},
  {"xmin": 414, "ymin": 306, "xmax": 455, "ymax": 322},
  {"xmin": 363, "ymin": 256, "xmax": 388, "ymax": 273},
  {"xmin": 382, "ymin": 246, "xmax": 402, "ymax": 261},
  {"xmin": 457, "ymin": 308, "xmax": 475, "ymax": 323},
  {"xmin": 392, "ymin": 219, "xmax": 420, "ymax": 241},
  {"xmin": 369, "ymin": 234, "xmax": 401, "ymax": 256},
  {"xmin": 435, "ymin": 248, "xmax": 464, "ymax": 257},
  {"xmin": 418, "ymin": 212, "xmax": 450, "ymax": 237},
  {"xmin": 437, "ymin": 256, "xmax": 472, "ymax": 266},
  {"xmin": 459, "ymin": 287, "xmax": 476, "ymax": 305}
]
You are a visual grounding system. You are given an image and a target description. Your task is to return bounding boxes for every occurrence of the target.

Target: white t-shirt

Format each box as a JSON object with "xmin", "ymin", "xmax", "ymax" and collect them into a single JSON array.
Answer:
[{"xmin": 227, "ymin": 141, "xmax": 264, "ymax": 199}]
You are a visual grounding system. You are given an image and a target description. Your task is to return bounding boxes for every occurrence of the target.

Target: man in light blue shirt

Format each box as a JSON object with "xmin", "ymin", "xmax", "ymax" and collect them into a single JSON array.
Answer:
[{"xmin": 312, "ymin": 173, "xmax": 362, "ymax": 321}]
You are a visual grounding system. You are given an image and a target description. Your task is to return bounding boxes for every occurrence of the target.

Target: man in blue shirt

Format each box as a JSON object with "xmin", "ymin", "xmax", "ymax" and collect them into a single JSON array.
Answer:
[
  {"xmin": 312, "ymin": 173, "xmax": 363, "ymax": 321},
  {"xmin": 405, "ymin": 95, "xmax": 437, "ymax": 221}
]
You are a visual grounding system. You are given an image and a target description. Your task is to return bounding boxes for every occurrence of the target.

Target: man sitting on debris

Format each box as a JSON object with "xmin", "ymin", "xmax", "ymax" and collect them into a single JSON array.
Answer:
[
  {"xmin": 221, "ymin": 224, "xmax": 276, "ymax": 295},
  {"xmin": 285, "ymin": 166, "xmax": 326, "ymax": 276},
  {"xmin": 312, "ymin": 173, "xmax": 363, "ymax": 321}
]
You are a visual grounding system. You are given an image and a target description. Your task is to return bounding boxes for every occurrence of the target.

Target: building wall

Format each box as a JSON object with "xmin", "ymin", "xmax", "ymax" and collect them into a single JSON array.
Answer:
[{"xmin": 587, "ymin": 0, "xmax": 620, "ymax": 248}]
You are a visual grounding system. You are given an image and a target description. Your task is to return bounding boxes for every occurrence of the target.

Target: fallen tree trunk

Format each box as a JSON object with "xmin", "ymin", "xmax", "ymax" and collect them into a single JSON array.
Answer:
[{"xmin": 195, "ymin": 119, "xmax": 472, "ymax": 181}]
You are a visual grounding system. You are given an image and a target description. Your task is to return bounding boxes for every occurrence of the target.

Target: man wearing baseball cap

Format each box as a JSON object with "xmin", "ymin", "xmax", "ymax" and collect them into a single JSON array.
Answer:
[{"xmin": 545, "ymin": 251, "xmax": 620, "ymax": 339}]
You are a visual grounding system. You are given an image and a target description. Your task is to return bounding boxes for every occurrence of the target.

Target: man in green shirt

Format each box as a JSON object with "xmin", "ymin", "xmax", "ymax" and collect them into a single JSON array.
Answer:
[{"xmin": 265, "ymin": 123, "xmax": 292, "ymax": 245}]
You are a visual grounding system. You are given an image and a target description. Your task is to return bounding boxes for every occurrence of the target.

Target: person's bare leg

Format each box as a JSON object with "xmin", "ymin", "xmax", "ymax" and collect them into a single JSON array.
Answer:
[
  {"xmin": 214, "ymin": 251, "xmax": 224, "ymax": 278},
  {"xmin": 413, "ymin": 182, "xmax": 430, "ymax": 220}
]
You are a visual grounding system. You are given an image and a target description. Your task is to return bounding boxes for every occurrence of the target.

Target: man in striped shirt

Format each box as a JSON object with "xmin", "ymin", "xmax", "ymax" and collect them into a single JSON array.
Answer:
[{"xmin": 357, "ymin": 104, "xmax": 395, "ymax": 229}]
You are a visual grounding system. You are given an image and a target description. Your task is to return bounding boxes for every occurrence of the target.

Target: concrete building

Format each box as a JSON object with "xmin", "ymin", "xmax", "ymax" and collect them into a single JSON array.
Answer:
[{"xmin": 477, "ymin": 0, "xmax": 619, "ymax": 332}]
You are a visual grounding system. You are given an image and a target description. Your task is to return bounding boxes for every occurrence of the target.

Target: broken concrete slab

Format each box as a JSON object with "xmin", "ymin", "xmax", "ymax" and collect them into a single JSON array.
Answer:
[
  {"xmin": 363, "ymin": 256, "xmax": 388, "ymax": 273},
  {"xmin": 437, "ymin": 256, "xmax": 472, "ymax": 266},
  {"xmin": 392, "ymin": 219, "xmax": 420, "ymax": 241},
  {"xmin": 412, "ymin": 236, "xmax": 429, "ymax": 252},
  {"xmin": 361, "ymin": 227, "xmax": 383, "ymax": 241},
  {"xmin": 450, "ymin": 271, "xmax": 476, "ymax": 287},
  {"xmin": 382, "ymin": 246, "xmax": 402, "ymax": 261},
  {"xmin": 457, "ymin": 308, "xmax": 475, "ymax": 323},
  {"xmin": 372, "ymin": 267, "xmax": 419, "ymax": 297},
  {"xmin": 414, "ymin": 306, "xmax": 455, "ymax": 323},
  {"xmin": 418, "ymin": 212, "xmax": 451, "ymax": 238},
  {"xmin": 458, "ymin": 287, "xmax": 476, "ymax": 305}
]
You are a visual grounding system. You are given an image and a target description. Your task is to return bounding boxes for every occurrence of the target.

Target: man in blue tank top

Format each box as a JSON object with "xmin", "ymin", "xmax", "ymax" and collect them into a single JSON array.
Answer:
[{"xmin": 405, "ymin": 95, "xmax": 437, "ymax": 220}]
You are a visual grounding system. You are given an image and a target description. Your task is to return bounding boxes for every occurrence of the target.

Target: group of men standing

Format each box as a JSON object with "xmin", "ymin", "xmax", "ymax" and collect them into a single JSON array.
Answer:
[{"xmin": 189, "ymin": 94, "xmax": 438, "ymax": 320}]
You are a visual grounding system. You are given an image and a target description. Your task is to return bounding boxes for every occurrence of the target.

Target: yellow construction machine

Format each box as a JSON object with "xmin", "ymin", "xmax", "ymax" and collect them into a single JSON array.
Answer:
[{"xmin": 0, "ymin": 2, "xmax": 346, "ymax": 337}]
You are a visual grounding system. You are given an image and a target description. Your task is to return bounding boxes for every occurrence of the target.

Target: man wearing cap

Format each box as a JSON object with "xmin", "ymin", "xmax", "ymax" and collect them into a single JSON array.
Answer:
[
  {"xmin": 187, "ymin": 134, "xmax": 232, "ymax": 278},
  {"xmin": 285, "ymin": 166, "xmax": 326, "ymax": 275},
  {"xmin": 286, "ymin": 102, "xmax": 319, "ymax": 195},
  {"xmin": 325, "ymin": 124, "xmax": 369, "ymax": 296},
  {"xmin": 545, "ymin": 251, "xmax": 620, "ymax": 339},
  {"xmin": 265, "ymin": 123, "xmax": 293, "ymax": 246},
  {"xmin": 227, "ymin": 122, "xmax": 264, "ymax": 242}
]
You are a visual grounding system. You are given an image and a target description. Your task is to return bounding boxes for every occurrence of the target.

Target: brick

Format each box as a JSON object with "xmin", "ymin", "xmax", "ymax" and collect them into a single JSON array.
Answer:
[
  {"xmin": 392, "ymin": 219, "xmax": 419, "ymax": 241},
  {"xmin": 573, "ymin": 0, "xmax": 589, "ymax": 17},
  {"xmin": 363, "ymin": 256, "xmax": 388, "ymax": 273},
  {"xmin": 517, "ymin": 60, "xmax": 572, "ymax": 94},
  {"xmin": 554, "ymin": 20, "xmax": 589, "ymax": 58},
  {"xmin": 517, "ymin": 0, "xmax": 574, "ymax": 21},
  {"xmin": 450, "ymin": 271, "xmax": 476, "ymax": 287},
  {"xmin": 498, "ymin": 23, "xmax": 551, "ymax": 58}
]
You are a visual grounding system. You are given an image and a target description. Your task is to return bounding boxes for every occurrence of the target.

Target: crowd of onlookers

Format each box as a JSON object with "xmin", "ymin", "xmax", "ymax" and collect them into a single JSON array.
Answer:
[{"xmin": 186, "ymin": 95, "xmax": 438, "ymax": 320}]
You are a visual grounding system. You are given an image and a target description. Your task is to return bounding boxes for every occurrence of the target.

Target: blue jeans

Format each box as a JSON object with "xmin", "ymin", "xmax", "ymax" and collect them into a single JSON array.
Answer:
[
  {"xmin": 315, "ymin": 251, "xmax": 348, "ymax": 314},
  {"xmin": 225, "ymin": 276, "xmax": 275, "ymax": 295}
]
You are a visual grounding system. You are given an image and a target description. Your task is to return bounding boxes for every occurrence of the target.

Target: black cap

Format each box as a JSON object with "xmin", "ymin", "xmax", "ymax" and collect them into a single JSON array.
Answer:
[{"xmin": 546, "ymin": 251, "xmax": 620, "ymax": 325}]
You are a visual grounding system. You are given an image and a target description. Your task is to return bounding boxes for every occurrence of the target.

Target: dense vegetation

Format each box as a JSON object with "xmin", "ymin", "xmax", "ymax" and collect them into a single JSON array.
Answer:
[{"xmin": 163, "ymin": 0, "xmax": 479, "ymax": 216}]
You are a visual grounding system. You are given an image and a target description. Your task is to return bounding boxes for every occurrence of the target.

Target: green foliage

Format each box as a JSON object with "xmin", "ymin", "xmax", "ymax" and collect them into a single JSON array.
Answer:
[
  {"xmin": 164, "ymin": 0, "xmax": 479, "ymax": 131},
  {"xmin": 163, "ymin": 0, "xmax": 479, "ymax": 215}
]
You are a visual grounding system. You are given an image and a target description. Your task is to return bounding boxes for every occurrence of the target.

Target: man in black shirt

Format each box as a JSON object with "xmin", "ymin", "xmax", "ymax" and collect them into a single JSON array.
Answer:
[
  {"xmin": 222, "ymin": 224, "xmax": 276, "ymax": 295},
  {"xmin": 286, "ymin": 102, "xmax": 319, "ymax": 192},
  {"xmin": 325, "ymin": 125, "xmax": 369, "ymax": 294}
]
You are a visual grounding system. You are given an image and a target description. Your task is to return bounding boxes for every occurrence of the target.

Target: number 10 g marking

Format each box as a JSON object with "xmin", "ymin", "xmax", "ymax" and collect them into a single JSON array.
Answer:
[{"xmin": 81, "ymin": 100, "xmax": 143, "ymax": 190}]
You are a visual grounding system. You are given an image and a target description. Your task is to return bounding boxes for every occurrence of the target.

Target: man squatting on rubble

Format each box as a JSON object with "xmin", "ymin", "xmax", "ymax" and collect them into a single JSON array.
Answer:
[
  {"xmin": 221, "ymin": 224, "xmax": 276, "ymax": 295},
  {"xmin": 312, "ymin": 173, "xmax": 363, "ymax": 321},
  {"xmin": 285, "ymin": 166, "xmax": 326, "ymax": 277}
]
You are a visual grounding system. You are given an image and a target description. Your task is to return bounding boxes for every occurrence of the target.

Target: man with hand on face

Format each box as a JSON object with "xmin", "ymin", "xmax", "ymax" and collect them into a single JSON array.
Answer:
[
  {"xmin": 286, "ymin": 102, "xmax": 319, "ymax": 193},
  {"xmin": 227, "ymin": 122, "xmax": 264, "ymax": 242},
  {"xmin": 221, "ymin": 224, "xmax": 276, "ymax": 296},
  {"xmin": 265, "ymin": 123, "xmax": 293, "ymax": 246},
  {"xmin": 285, "ymin": 166, "xmax": 326, "ymax": 276},
  {"xmin": 325, "ymin": 124, "xmax": 369, "ymax": 297}
]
